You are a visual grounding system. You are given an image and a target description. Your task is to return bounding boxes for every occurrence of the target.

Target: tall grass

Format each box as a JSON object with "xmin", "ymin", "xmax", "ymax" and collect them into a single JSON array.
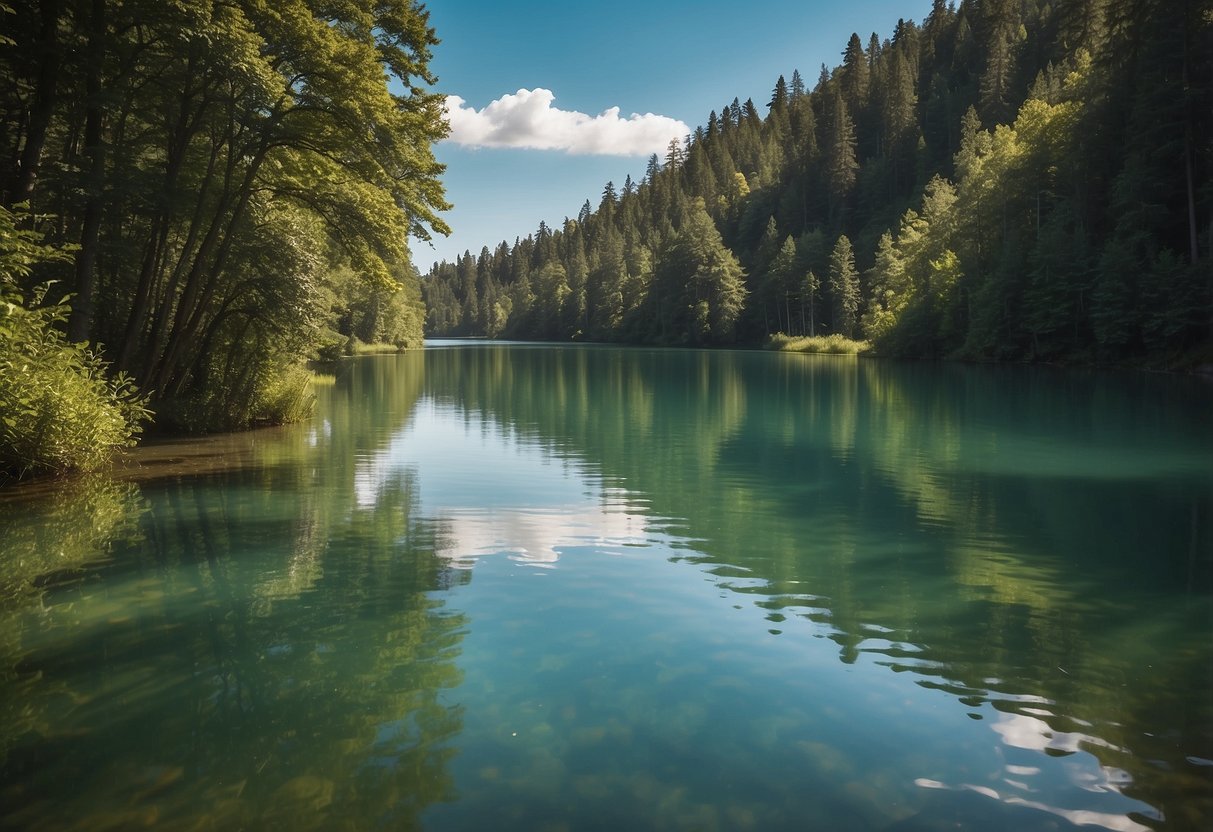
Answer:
[
  {"xmin": 351, "ymin": 339, "xmax": 404, "ymax": 355},
  {"xmin": 158, "ymin": 359, "xmax": 318, "ymax": 432},
  {"xmin": 765, "ymin": 333, "xmax": 872, "ymax": 355}
]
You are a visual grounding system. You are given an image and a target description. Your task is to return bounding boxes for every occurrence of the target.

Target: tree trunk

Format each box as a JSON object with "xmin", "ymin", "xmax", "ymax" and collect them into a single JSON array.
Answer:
[
  {"xmin": 1181, "ymin": 0, "xmax": 1199, "ymax": 265},
  {"xmin": 117, "ymin": 57, "xmax": 211, "ymax": 373},
  {"xmin": 154, "ymin": 145, "xmax": 268, "ymax": 396},
  {"xmin": 68, "ymin": 0, "xmax": 106, "ymax": 343},
  {"xmin": 6, "ymin": 0, "xmax": 61, "ymax": 208},
  {"xmin": 142, "ymin": 133, "xmax": 222, "ymax": 381}
]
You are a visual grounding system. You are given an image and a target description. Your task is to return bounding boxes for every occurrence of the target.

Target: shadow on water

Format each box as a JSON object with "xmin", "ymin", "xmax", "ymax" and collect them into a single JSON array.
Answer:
[
  {"xmin": 1, "ymin": 345, "xmax": 1210, "ymax": 830},
  {"xmin": 0, "ymin": 353, "xmax": 471, "ymax": 831}
]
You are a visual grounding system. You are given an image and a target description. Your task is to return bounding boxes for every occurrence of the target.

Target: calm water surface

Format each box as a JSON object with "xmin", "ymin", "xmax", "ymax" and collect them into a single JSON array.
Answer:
[{"xmin": 1, "ymin": 343, "xmax": 1211, "ymax": 831}]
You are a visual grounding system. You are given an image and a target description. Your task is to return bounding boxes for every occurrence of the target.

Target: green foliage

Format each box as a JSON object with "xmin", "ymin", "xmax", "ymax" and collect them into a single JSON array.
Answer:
[
  {"xmin": 826, "ymin": 93, "xmax": 860, "ymax": 223},
  {"xmin": 761, "ymin": 236, "xmax": 800, "ymax": 334},
  {"xmin": 351, "ymin": 340, "xmax": 407, "ymax": 355},
  {"xmin": 766, "ymin": 332, "xmax": 871, "ymax": 354},
  {"xmin": 0, "ymin": 288, "xmax": 149, "ymax": 479},
  {"xmin": 327, "ymin": 261, "xmax": 427, "ymax": 355},
  {"xmin": 828, "ymin": 235, "xmax": 859, "ymax": 338},
  {"xmin": 0, "ymin": 204, "xmax": 68, "ymax": 287},
  {"xmin": 253, "ymin": 362, "xmax": 317, "ymax": 426},
  {"xmin": 0, "ymin": 0, "xmax": 448, "ymax": 442},
  {"xmin": 420, "ymin": 0, "xmax": 1210, "ymax": 367},
  {"xmin": 650, "ymin": 199, "xmax": 747, "ymax": 345},
  {"xmin": 0, "ymin": 205, "xmax": 150, "ymax": 479},
  {"xmin": 156, "ymin": 354, "xmax": 313, "ymax": 433}
]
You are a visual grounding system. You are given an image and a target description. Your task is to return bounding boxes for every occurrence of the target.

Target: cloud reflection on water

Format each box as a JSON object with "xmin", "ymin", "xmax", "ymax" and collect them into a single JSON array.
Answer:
[
  {"xmin": 352, "ymin": 399, "xmax": 653, "ymax": 567},
  {"xmin": 349, "ymin": 382, "xmax": 1171, "ymax": 832}
]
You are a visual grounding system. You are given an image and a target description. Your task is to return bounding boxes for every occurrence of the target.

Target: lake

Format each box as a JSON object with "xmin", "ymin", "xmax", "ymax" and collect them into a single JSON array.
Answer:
[{"xmin": 1, "ymin": 342, "xmax": 1211, "ymax": 831}]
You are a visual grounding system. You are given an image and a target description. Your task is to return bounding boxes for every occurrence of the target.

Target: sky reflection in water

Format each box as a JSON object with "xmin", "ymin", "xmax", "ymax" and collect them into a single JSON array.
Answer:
[{"xmin": 1, "ymin": 344, "xmax": 1210, "ymax": 831}]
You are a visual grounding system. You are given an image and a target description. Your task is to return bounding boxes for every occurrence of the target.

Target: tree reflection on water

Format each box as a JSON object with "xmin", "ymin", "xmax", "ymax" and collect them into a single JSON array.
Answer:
[
  {"xmin": 0, "ymin": 353, "xmax": 470, "ymax": 831},
  {"xmin": 419, "ymin": 344, "xmax": 1213, "ymax": 828}
]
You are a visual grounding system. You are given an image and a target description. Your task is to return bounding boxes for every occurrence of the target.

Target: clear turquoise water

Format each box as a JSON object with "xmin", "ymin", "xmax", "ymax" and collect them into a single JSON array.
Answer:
[{"xmin": 1, "ymin": 343, "xmax": 1211, "ymax": 831}]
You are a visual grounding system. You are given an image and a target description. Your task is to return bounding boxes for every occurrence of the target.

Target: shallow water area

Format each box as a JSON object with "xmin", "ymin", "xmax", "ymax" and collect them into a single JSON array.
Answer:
[{"xmin": 1, "ymin": 343, "xmax": 1211, "ymax": 831}]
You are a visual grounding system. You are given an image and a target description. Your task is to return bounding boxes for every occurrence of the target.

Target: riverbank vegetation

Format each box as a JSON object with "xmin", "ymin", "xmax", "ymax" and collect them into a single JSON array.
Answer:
[
  {"xmin": 423, "ymin": 0, "xmax": 1210, "ymax": 366},
  {"xmin": 0, "ymin": 0, "xmax": 447, "ymax": 477},
  {"xmin": 1, "ymin": 204, "xmax": 148, "ymax": 480},
  {"xmin": 766, "ymin": 333, "xmax": 870, "ymax": 355}
]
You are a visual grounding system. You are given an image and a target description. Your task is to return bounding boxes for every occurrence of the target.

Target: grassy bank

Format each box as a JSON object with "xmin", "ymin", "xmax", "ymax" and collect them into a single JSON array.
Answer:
[
  {"xmin": 351, "ymin": 340, "xmax": 407, "ymax": 355},
  {"xmin": 765, "ymin": 333, "xmax": 872, "ymax": 355}
]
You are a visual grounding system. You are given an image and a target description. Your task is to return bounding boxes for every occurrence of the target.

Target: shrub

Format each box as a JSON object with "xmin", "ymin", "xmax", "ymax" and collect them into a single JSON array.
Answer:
[
  {"xmin": 156, "ymin": 356, "xmax": 317, "ymax": 432},
  {"xmin": 1, "ymin": 205, "xmax": 150, "ymax": 480},
  {"xmin": 350, "ymin": 338, "xmax": 405, "ymax": 355},
  {"xmin": 253, "ymin": 362, "xmax": 316, "ymax": 425},
  {"xmin": 765, "ymin": 332, "xmax": 872, "ymax": 355},
  {"xmin": 0, "ymin": 290, "xmax": 150, "ymax": 480}
]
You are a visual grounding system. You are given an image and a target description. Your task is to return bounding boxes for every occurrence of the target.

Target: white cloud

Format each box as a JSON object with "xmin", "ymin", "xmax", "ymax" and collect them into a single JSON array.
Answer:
[{"xmin": 443, "ymin": 88, "xmax": 689, "ymax": 156}]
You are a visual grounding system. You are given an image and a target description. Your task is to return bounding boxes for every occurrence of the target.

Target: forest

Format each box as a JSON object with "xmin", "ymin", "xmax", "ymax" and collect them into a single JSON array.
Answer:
[
  {"xmin": 0, "ymin": 0, "xmax": 448, "ymax": 478},
  {"xmin": 1, "ymin": 0, "xmax": 1211, "ymax": 481},
  {"xmin": 422, "ymin": 0, "xmax": 1212, "ymax": 364}
]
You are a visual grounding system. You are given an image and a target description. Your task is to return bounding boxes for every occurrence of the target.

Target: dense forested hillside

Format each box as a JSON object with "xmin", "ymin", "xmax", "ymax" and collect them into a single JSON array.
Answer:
[
  {"xmin": 1, "ymin": 0, "xmax": 448, "ymax": 438},
  {"xmin": 423, "ymin": 0, "xmax": 1211, "ymax": 364}
]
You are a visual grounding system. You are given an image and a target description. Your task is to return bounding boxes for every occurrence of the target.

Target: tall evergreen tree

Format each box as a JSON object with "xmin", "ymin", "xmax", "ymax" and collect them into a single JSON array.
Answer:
[
  {"xmin": 978, "ymin": 0, "xmax": 1022, "ymax": 124},
  {"xmin": 652, "ymin": 198, "xmax": 747, "ymax": 345},
  {"xmin": 840, "ymin": 33, "xmax": 870, "ymax": 113},
  {"xmin": 826, "ymin": 93, "xmax": 859, "ymax": 225},
  {"xmin": 828, "ymin": 235, "xmax": 860, "ymax": 337},
  {"xmin": 770, "ymin": 75, "xmax": 790, "ymax": 114},
  {"xmin": 790, "ymin": 69, "xmax": 806, "ymax": 100}
]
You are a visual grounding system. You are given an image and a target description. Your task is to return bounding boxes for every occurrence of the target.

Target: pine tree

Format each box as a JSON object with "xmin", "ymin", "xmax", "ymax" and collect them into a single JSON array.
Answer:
[
  {"xmin": 589, "ymin": 227, "xmax": 627, "ymax": 338},
  {"xmin": 828, "ymin": 235, "xmax": 859, "ymax": 337},
  {"xmin": 868, "ymin": 33, "xmax": 882, "ymax": 74},
  {"xmin": 1057, "ymin": 0, "xmax": 1108, "ymax": 54},
  {"xmin": 752, "ymin": 217, "xmax": 781, "ymax": 332},
  {"xmin": 565, "ymin": 229, "xmax": 589, "ymax": 336},
  {"xmin": 652, "ymin": 199, "xmax": 747, "ymax": 345},
  {"xmin": 644, "ymin": 154, "xmax": 661, "ymax": 185},
  {"xmin": 882, "ymin": 46, "xmax": 919, "ymax": 193},
  {"xmin": 769, "ymin": 75, "xmax": 789, "ymax": 114},
  {"xmin": 921, "ymin": 0, "xmax": 955, "ymax": 72},
  {"xmin": 664, "ymin": 137, "xmax": 686, "ymax": 170},
  {"xmin": 415, "ymin": 0, "xmax": 1209, "ymax": 360},
  {"xmin": 534, "ymin": 260, "xmax": 570, "ymax": 338},
  {"xmin": 979, "ymin": 0, "xmax": 1021, "ymax": 124},
  {"xmin": 826, "ymin": 93, "xmax": 859, "ymax": 226},
  {"xmin": 840, "ymin": 33, "xmax": 870, "ymax": 113},
  {"xmin": 802, "ymin": 268, "xmax": 822, "ymax": 336},
  {"xmin": 599, "ymin": 181, "xmax": 618, "ymax": 228},
  {"xmin": 790, "ymin": 69, "xmax": 806, "ymax": 100},
  {"xmin": 766, "ymin": 236, "xmax": 799, "ymax": 334}
]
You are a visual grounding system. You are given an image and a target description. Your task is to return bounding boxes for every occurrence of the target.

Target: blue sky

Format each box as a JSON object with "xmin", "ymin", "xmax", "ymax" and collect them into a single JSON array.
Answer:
[{"xmin": 417, "ymin": 0, "xmax": 938, "ymax": 269}]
